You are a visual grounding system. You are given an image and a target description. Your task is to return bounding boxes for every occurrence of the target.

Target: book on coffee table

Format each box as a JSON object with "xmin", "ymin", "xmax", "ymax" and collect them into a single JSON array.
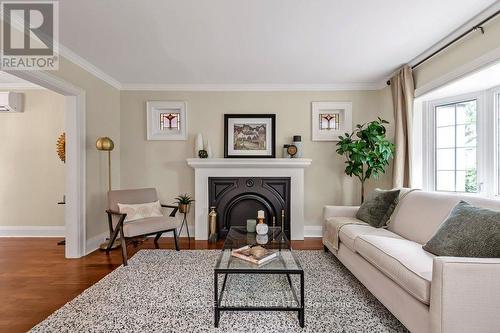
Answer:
[{"xmin": 231, "ymin": 245, "xmax": 279, "ymax": 265}]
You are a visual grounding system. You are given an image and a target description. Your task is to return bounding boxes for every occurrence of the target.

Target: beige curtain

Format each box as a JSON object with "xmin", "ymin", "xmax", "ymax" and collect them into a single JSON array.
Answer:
[{"xmin": 390, "ymin": 65, "xmax": 415, "ymax": 188}]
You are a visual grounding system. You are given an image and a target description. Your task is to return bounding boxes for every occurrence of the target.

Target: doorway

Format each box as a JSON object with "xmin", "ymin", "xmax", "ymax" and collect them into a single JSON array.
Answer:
[{"xmin": 5, "ymin": 69, "xmax": 86, "ymax": 258}]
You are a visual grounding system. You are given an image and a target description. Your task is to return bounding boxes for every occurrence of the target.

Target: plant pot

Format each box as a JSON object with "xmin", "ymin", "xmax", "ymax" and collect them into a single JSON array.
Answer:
[{"xmin": 179, "ymin": 204, "xmax": 191, "ymax": 214}]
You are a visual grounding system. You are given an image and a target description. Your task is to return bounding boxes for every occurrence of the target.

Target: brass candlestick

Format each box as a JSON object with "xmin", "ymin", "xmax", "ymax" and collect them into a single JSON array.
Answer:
[
  {"xmin": 280, "ymin": 209, "xmax": 285, "ymax": 243},
  {"xmin": 271, "ymin": 216, "xmax": 278, "ymax": 243}
]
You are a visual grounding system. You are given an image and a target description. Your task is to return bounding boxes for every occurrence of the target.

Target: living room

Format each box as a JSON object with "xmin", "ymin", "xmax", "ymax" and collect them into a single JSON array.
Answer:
[{"xmin": 0, "ymin": 1, "xmax": 499, "ymax": 332}]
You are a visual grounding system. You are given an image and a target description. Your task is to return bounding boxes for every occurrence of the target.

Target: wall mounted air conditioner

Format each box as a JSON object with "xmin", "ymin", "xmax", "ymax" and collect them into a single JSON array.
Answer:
[{"xmin": 0, "ymin": 92, "xmax": 23, "ymax": 112}]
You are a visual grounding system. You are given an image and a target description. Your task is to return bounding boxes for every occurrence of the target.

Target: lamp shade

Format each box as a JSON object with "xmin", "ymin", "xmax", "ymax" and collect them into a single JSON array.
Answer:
[{"xmin": 96, "ymin": 137, "xmax": 114, "ymax": 151}]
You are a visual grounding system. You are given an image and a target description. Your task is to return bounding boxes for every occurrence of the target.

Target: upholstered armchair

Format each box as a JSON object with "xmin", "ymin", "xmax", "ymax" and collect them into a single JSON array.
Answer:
[{"xmin": 106, "ymin": 188, "xmax": 179, "ymax": 266}]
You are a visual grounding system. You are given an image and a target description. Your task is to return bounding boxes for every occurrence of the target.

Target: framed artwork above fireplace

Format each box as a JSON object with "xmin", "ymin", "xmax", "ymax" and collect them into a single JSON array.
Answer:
[{"xmin": 224, "ymin": 114, "xmax": 276, "ymax": 158}]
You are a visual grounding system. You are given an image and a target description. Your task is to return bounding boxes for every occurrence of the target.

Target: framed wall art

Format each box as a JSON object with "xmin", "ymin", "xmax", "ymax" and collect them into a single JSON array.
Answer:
[
  {"xmin": 146, "ymin": 101, "xmax": 187, "ymax": 140},
  {"xmin": 224, "ymin": 114, "xmax": 276, "ymax": 158},
  {"xmin": 311, "ymin": 101, "xmax": 352, "ymax": 141}
]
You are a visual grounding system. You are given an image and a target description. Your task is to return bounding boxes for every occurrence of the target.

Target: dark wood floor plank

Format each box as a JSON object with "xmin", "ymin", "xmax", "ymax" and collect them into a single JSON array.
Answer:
[{"xmin": 0, "ymin": 236, "xmax": 322, "ymax": 332}]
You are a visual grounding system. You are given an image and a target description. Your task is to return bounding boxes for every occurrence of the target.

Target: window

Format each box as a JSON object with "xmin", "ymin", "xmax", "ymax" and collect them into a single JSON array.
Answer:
[
  {"xmin": 434, "ymin": 100, "xmax": 477, "ymax": 192},
  {"xmin": 419, "ymin": 86, "xmax": 500, "ymax": 197}
]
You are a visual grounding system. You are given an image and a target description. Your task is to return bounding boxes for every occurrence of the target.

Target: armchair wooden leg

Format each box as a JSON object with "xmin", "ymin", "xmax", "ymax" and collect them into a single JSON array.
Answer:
[
  {"xmin": 106, "ymin": 226, "xmax": 120, "ymax": 254},
  {"xmin": 154, "ymin": 233, "xmax": 162, "ymax": 248},
  {"xmin": 119, "ymin": 226, "xmax": 128, "ymax": 266},
  {"xmin": 173, "ymin": 228, "xmax": 179, "ymax": 251}
]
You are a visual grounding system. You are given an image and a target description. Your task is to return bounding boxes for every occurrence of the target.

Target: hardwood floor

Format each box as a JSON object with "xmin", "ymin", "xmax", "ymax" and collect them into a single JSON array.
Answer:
[{"xmin": 0, "ymin": 236, "xmax": 322, "ymax": 332}]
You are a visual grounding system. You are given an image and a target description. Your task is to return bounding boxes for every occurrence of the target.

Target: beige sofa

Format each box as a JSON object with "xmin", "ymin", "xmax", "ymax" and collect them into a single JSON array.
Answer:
[{"xmin": 322, "ymin": 190, "xmax": 500, "ymax": 333}]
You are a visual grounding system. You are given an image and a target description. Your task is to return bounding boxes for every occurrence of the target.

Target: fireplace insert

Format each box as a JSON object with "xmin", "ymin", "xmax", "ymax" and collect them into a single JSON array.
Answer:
[{"xmin": 208, "ymin": 177, "xmax": 291, "ymax": 238}]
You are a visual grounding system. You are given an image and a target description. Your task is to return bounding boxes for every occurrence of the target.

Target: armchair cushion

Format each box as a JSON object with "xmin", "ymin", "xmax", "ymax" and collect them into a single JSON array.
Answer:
[
  {"xmin": 123, "ymin": 216, "xmax": 179, "ymax": 238},
  {"xmin": 118, "ymin": 200, "xmax": 163, "ymax": 222}
]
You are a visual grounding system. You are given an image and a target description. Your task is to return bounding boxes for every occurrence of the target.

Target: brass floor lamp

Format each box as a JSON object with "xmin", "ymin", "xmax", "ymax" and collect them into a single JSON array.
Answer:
[{"xmin": 96, "ymin": 137, "xmax": 120, "ymax": 250}]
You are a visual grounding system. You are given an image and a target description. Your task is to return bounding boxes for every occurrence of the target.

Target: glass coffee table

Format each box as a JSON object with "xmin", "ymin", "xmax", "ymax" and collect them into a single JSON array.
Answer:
[{"xmin": 213, "ymin": 226, "xmax": 305, "ymax": 328}]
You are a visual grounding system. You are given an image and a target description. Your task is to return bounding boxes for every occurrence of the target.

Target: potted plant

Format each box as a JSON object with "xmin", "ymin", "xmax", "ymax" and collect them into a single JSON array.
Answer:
[
  {"xmin": 174, "ymin": 193, "xmax": 195, "ymax": 213},
  {"xmin": 336, "ymin": 118, "xmax": 395, "ymax": 203}
]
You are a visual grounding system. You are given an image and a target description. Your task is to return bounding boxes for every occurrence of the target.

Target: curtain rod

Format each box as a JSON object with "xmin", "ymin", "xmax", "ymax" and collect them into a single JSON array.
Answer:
[{"xmin": 386, "ymin": 9, "xmax": 500, "ymax": 86}]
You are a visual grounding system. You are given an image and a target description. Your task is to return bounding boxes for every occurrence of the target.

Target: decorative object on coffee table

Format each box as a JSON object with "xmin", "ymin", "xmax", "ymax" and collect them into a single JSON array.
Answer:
[
  {"xmin": 208, "ymin": 207, "xmax": 218, "ymax": 243},
  {"xmin": 246, "ymin": 219, "xmax": 256, "ymax": 233},
  {"xmin": 311, "ymin": 101, "xmax": 352, "ymax": 141},
  {"xmin": 256, "ymin": 210, "xmax": 269, "ymax": 235},
  {"xmin": 146, "ymin": 101, "xmax": 187, "ymax": 140},
  {"xmin": 336, "ymin": 118, "xmax": 395, "ymax": 202},
  {"xmin": 224, "ymin": 114, "xmax": 276, "ymax": 158},
  {"xmin": 174, "ymin": 193, "xmax": 194, "ymax": 247}
]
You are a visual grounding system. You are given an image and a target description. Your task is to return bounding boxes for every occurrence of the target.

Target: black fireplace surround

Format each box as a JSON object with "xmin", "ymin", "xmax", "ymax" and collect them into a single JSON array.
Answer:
[{"xmin": 208, "ymin": 177, "xmax": 291, "ymax": 239}]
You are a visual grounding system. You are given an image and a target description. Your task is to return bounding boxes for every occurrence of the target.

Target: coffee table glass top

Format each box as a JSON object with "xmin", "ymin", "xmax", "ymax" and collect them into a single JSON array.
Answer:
[{"xmin": 214, "ymin": 226, "xmax": 302, "ymax": 272}]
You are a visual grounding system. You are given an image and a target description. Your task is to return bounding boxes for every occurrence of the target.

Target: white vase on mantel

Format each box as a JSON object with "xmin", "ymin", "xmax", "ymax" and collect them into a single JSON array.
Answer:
[
  {"xmin": 195, "ymin": 133, "xmax": 204, "ymax": 157},
  {"xmin": 206, "ymin": 139, "xmax": 213, "ymax": 158}
]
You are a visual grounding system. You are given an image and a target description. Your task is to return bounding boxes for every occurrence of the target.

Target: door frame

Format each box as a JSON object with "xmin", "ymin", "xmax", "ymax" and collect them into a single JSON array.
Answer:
[{"xmin": 7, "ymin": 69, "xmax": 86, "ymax": 258}]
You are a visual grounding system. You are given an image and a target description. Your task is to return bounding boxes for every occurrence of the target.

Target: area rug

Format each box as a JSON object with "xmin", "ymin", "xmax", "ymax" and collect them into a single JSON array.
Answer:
[{"xmin": 30, "ymin": 250, "xmax": 408, "ymax": 332}]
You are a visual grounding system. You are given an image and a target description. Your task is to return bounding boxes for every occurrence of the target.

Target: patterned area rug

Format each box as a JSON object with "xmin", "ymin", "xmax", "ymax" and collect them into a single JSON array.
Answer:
[{"xmin": 30, "ymin": 250, "xmax": 408, "ymax": 333}]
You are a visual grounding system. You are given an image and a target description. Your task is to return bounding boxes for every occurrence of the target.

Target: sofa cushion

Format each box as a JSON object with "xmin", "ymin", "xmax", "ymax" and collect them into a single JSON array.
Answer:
[
  {"xmin": 123, "ymin": 216, "xmax": 178, "ymax": 237},
  {"xmin": 339, "ymin": 224, "xmax": 403, "ymax": 252},
  {"xmin": 387, "ymin": 190, "xmax": 500, "ymax": 244},
  {"xmin": 356, "ymin": 188, "xmax": 400, "ymax": 227},
  {"xmin": 354, "ymin": 235, "xmax": 434, "ymax": 304},
  {"xmin": 423, "ymin": 201, "xmax": 500, "ymax": 258}
]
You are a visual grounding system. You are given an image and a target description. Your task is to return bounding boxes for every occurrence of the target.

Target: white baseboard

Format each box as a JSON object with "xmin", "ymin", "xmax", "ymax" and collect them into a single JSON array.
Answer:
[
  {"xmin": 303, "ymin": 225, "xmax": 323, "ymax": 238},
  {"xmin": 0, "ymin": 226, "xmax": 65, "ymax": 237},
  {"xmin": 85, "ymin": 231, "xmax": 108, "ymax": 255}
]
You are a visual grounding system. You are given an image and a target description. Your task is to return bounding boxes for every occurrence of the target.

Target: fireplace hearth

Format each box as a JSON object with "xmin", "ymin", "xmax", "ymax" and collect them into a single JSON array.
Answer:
[{"xmin": 209, "ymin": 177, "xmax": 290, "ymax": 238}]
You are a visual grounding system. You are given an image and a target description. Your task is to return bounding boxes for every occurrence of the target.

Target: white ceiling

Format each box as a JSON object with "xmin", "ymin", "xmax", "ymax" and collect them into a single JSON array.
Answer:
[{"xmin": 45, "ymin": 0, "xmax": 500, "ymax": 86}]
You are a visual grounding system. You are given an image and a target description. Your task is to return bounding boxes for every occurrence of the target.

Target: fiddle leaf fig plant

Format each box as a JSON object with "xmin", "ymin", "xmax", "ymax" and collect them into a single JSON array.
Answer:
[{"xmin": 336, "ymin": 118, "xmax": 395, "ymax": 203}]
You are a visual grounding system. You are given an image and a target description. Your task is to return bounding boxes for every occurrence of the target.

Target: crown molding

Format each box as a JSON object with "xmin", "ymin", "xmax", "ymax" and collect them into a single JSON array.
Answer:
[
  {"xmin": 0, "ymin": 82, "xmax": 44, "ymax": 90},
  {"xmin": 120, "ymin": 82, "xmax": 383, "ymax": 91},
  {"xmin": 58, "ymin": 45, "xmax": 122, "ymax": 90}
]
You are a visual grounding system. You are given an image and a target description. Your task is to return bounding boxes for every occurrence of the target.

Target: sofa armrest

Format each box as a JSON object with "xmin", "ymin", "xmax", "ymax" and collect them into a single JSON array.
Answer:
[
  {"xmin": 323, "ymin": 205, "xmax": 359, "ymax": 220},
  {"xmin": 430, "ymin": 256, "xmax": 500, "ymax": 333}
]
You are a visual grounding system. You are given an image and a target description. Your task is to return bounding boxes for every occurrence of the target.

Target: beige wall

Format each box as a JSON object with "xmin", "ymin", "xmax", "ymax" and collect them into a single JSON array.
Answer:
[
  {"xmin": 49, "ymin": 58, "xmax": 121, "ymax": 240},
  {"xmin": 120, "ymin": 90, "xmax": 394, "ymax": 229},
  {"xmin": 413, "ymin": 15, "xmax": 500, "ymax": 89},
  {"xmin": 0, "ymin": 89, "xmax": 65, "ymax": 227}
]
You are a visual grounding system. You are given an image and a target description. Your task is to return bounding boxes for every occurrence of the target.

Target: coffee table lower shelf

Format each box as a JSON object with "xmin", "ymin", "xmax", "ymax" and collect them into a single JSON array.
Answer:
[{"xmin": 213, "ymin": 269, "xmax": 305, "ymax": 328}]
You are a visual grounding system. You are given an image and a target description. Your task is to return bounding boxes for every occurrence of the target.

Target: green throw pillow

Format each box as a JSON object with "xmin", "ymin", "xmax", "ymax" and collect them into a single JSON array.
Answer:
[
  {"xmin": 423, "ymin": 201, "xmax": 500, "ymax": 258},
  {"xmin": 356, "ymin": 188, "xmax": 400, "ymax": 228}
]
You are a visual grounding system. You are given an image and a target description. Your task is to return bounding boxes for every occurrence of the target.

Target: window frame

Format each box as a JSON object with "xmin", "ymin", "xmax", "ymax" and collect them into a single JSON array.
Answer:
[
  {"xmin": 422, "ymin": 91, "xmax": 486, "ymax": 195},
  {"xmin": 492, "ymin": 86, "xmax": 500, "ymax": 196}
]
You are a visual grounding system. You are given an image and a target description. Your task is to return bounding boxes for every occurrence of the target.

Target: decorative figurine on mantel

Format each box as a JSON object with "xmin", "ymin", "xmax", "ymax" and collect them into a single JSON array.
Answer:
[{"xmin": 256, "ymin": 210, "xmax": 268, "ymax": 235}]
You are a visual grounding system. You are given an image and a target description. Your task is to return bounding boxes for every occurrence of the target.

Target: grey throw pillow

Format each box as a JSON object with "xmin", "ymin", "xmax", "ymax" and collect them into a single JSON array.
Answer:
[
  {"xmin": 356, "ymin": 188, "xmax": 400, "ymax": 228},
  {"xmin": 423, "ymin": 201, "xmax": 500, "ymax": 258}
]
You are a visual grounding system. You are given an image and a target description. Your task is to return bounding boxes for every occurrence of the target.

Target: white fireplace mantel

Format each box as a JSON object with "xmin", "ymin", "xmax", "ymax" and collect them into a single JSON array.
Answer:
[{"xmin": 187, "ymin": 158, "xmax": 312, "ymax": 240}]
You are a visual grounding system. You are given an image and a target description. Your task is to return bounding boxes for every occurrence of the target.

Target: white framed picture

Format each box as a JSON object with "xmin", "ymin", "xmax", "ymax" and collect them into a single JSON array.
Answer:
[
  {"xmin": 311, "ymin": 101, "xmax": 352, "ymax": 141},
  {"xmin": 146, "ymin": 101, "xmax": 187, "ymax": 140}
]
